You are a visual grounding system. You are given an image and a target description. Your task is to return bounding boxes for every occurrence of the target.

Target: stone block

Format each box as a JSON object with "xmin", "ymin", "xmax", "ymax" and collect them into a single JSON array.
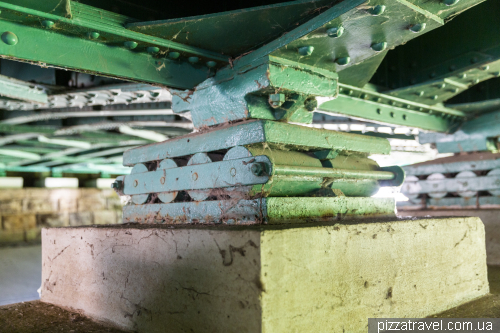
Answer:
[
  {"xmin": 37, "ymin": 213, "xmax": 69, "ymax": 227},
  {"xmin": 0, "ymin": 200, "xmax": 23, "ymax": 214},
  {"xmin": 77, "ymin": 197, "xmax": 106, "ymax": 212},
  {"xmin": 23, "ymin": 198, "xmax": 56, "ymax": 213},
  {"xmin": 93, "ymin": 211, "xmax": 117, "ymax": 225},
  {"xmin": 2, "ymin": 214, "xmax": 36, "ymax": 231},
  {"xmin": 0, "ymin": 229, "xmax": 25, "ymax": 243},
  {"xmin": 68, "ymin": 212, "xmax": 93, "ymax": 226},
  {"xmin": 41, "ymin": 217, "xmax": 488, "ymax": 333}
]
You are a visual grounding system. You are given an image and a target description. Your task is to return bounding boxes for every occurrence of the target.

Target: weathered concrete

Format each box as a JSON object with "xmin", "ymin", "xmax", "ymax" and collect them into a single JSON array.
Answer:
[
  {"xmin": 41, "ymin": 218, "xmax": 489, "ymax": 333},
  {"xmin": 398, "ymin": 210, "xmax": 500, "ymax": 266}
]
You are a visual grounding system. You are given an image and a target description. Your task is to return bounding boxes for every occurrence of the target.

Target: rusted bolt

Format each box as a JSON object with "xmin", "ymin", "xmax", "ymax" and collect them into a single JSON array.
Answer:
[
  {"xmin": 160, "ymin": 177, "xmax": 165, "ymax": 184},
  {"xmin": 133, "ymin": 180, "xmax": 138, "ymax": 187},
  {"xmin": 230, "ymin": 168, "xmax": 237, "ymax": 177},
  {"xmin": 251, "ymin": 163, "xmax": 266, "ymax": 177},
  {"xmin": 192, "ymin": 173, "xmax": 198, "ymax": 181}
]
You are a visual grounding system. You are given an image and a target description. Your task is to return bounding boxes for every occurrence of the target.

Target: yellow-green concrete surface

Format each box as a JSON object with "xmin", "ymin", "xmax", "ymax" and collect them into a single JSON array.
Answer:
[{"xmin": 41, "ymin": 217, "xmax": 488, "ymax": 332}]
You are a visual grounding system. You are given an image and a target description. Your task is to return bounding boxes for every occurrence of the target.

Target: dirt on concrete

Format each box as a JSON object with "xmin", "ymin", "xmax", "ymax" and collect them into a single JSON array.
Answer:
[{"xmin": 0, "ymin": 301, "xmax": 128, "ymax": 333}]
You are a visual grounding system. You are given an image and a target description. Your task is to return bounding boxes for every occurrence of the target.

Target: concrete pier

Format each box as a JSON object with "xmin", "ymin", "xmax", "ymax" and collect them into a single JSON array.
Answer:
[{"xmin": 41, "ymin": 217, "xmax": 489, "ymax": 333}]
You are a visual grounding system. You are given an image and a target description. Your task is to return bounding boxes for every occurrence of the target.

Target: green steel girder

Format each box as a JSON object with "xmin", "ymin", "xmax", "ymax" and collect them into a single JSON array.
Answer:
[
  {"xmin": 2, "ymin": 0, "xmax": 71, "ymax": 18},
  {"xmin": 0, "ymin": 1, "xmax": 226, "ymax": 89},
  {"xmin": 318, "ymin": 83, "xmax": 465, "ymax": 132},
  {"xmin": 372, "ymin": 0, "xmax": 496, "ymax": 96}
]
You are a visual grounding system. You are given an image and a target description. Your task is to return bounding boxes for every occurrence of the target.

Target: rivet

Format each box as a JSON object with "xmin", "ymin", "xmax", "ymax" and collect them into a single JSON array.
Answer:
[
  {"xmin": 481, "ymin": 65, "xmax": 490, "ymax": 71},
  {"xmin": 206, "ymin": 61, "xmax": 217, "ymax": 68},
  {"xmin": 371, "ymin": 42, "xmax": 387, "ymax": 52},
  {"xmin": 410, "ymin": 23, "xmax": 426, "ymax": 33},
  {"xmin": 375, "ymin": 97, "xmax": 382, "ymax": 103},
  {"xmin": 147, "ymin": 46, "xmax": 160, "ymax": 53},
  {"xmin": 133, "ymin": 180, "xmax": 138, "ymax": 187},
  {"xmin": 416, "ymin": 91, "xmax": 424, "ymax": 97},
  {"xmin": 436, "ymin": 83, "xmax": 446, "ymax": 89},
  {"xmin": 168, "ymin": 51, "xmax": 180, "ymax": 59},
  {"xmin": 493, "ymin": 71, "xmax": 500, "ymax": 77},
  {"xmin": 160, "ymin": 177, "xmax": 165, "ymax": 184},
  {"xmin": 188, "ymin": 56, "xmax": 199, "ymax": 64},
  {"xmin": 335, "ymin": 56, "xmax": 350, "ymax": 66},
  {"xmin": 1, "ymin": 31, "xmax": 18, "ymax": 46},
  {"xmin": 450, "ymin": 88, "xmax": 459, "ymax": 93},
  {"xmin": 369, "ymin": 5, "xmax": 386, "ymax": 15},
  {"xmin": 298, "ymin": 46, "xmax": 314, "ymax": 56},
  {"xmin": 360, "ymin": 93, "xmax": 367, "ymax": 99},
  {"xmin": 472, "ymin": 79, "xmax": 480, "ymax": 84},
  {"xmin": 230, "ymin": 168, "xmax": 237, "ymax": 177},
  {"xmin": 327, "ymin": 26, "xmax": 344, "ymax": 38},
  {"xmin": 150, "ymin": 91, "xmax": 160, "ymax": 98},
  {"xmin": 42, "ymin": 20, "xmax": 55, "ymax": 28},
  {"xmin": 124, "ymin": 41, "xmax": 138, "ymax": 49},
  {"xmin": 192, "ymin": 173, "xmax": 198, "ymax": 181},
  {"xmin": 406, "ymin": 105, "xmax": 412, "ymax": 109},
  {"xmin": 430, "ymin": 95, "xmax": 439, "ymax": 100},
  {"xmin": 443, "ymin": 0, "xmax": 459, "ymax": 5},
  {"xmin": 89, "ymin": 32, "xmax": 100, "ymax": 39},
  {"xmin": 458, "ymin": 73, "xmax": 467, "ymax": 79}
]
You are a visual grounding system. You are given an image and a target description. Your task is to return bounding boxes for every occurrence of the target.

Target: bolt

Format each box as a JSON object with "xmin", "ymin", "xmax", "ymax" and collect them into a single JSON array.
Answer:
[
  {"xmin": 335, "ymin": 56, "xmax": 350, "ymax": 66},
  {"xmin": 133, "ymin": 180, "xmax": 138, "ymax": 187},
  {"xmin": 124, "ymin": 41, "xmax": 138, "ymax": 49},
  {"xmin": 42, "ymin": 20, "xmax": 55, "ymax": 28},
  {"xmin": 298, "ymin": 46, "xmax": 314, "ymax": 56},
  {"xmin": 188, "ymin": 56, "xmax": 199, "ymax": 64},
  {"xmin": 230, "ymin": 168, "xmax": 236, "ymax": 177},
  {"xmin": 371, "ymin": 42, "xmax": 387, "ymax": 52},
  {"xmin": 147, "ymin": 46, "xmax": 160, "ymax": 53},
  {"xmin": 251, "ymin": 163, "xmax": 266, "ymax": 177},
  {"xmin": 369, "ymin": 5, "xmax": 386, "ymax": 15},
  {"xmin": 269, "ymin": 93, "xmax": 286, "ymax": 108},
  {"xmin": 1, "ymin": 32, "xmax": 18, "ymax": 46},
  {"xmin": 416, "ymin": 91, "xmax": 424, "ymax": 97},
  {"xmin": 327, "ymin": 26, "xmax": 344, "ymax": 38},
  {"xmin": 481, "ymin": 65, "xmax": 490, "ymax": 71},
  {"xmin": 458, "ymin": 73, "xmax": 467, "ymax": 79},
  {"xmin": 304, "ymin": 97, "xmax": 318, "ymax": 111},
  {"xmin": 206, "ymin": 61, "xmax": 217, "ymax": 68},
  {"xmin": 410, "ymin": 23, "xmax": 426, "ymax": 33},
  {"xmin": 443, "ymin": 0, "xmax": 459, "ymax": 5},
  {"xmin": 436, "ymin": 83, "xmax": 446, "ymax": 89},
  {"xmin": 192, "ymin": 173, "xmax": 198, "ymax": 181},
  {"xmin": 111, "ymin": 180, "xmax": 123, "ymax": 190},
  {"xmin": 450, "ymin": 88, "xmax": 459, "ymax": 93},
  {"xmin": 160, "ymin": 177, "xmax": 165, "ymax": 184},
  {"xmin": 169, "ymin": 51, "xmax": 180, "ymax": 59},
  {"xmin": 89, "ymin": 32, "xmax": 100, "ymax": 39},
  {"xmin": 430, "ymin": 95, "xmax": 439, "ymax": 100}
]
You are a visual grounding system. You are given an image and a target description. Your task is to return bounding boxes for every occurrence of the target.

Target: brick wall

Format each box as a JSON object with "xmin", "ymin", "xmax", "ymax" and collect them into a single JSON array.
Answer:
[{"xmin": 0, "ymin": 189, "xmax": 123, "ymax": 245}]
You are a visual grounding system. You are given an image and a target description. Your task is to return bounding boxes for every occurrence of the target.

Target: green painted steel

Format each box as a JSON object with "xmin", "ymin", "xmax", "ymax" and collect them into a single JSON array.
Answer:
[
  {"xmin": 372, "ymin": 0, "xmax": 494, "ymax": 92},
  {"xmin": 273, "ymin": 165, "xmax": 394, "ymax": 180},
  {"xmin": 173, "ymin": 56, "xmax": 338, "ymax": 127},
  {"xmin": 0, "ymin": 2, "xmax": 224, "ymax": 89},
  {"xmin": 122, "ymin": 120, "xmax": 391, "ymax": 166},
  {"xmin": 127, "ymin": 0, "xmax": 334, "ymax": 56},
  {"xmin": 122, "ymin": 197, "xmax": 395, "ymax": 224},
  {"xmin": 2, "ymin": 0, "xmax": 71, "ymax": 18}
]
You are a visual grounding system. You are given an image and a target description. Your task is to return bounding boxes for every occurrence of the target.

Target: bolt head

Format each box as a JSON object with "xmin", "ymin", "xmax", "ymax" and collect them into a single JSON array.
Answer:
[
  {"xmin": 369, "ymin": 5, "xmax": 386, "ymax": 15},
  {"xmin": 1, "ymin": 31, "xmax": 18, "ymax": 46},
  {"xmin": 371, "ymin": 42, "xmax": 387, "ymax": 52},
  {"xmin": 147, "ymin": 46, "xmax": 160, "ymax": 53},
  {"xmin": 443, "ymin": 0, "xmax": 459, "ymax": 6},
  {"xmin": 188, "ymin": 56, "xmax": 199, "ymax": 64},
  {"xmin": 168, "ymin": 51, "xmax": 180, "ymax": 59},
  {"xmin": 42, "ymin": 20, "xmax": 55, "ymax": 28},
  {"xmin": 298, "ymin": 46, "xmax": 314, "ymax": 56},
  {"xmin": 251, "ymin": 163, "xmax": 266, "ymax": 177},
  {"xmin": 124, "ymin": 41, "xmax": 138, "ymax": 49},
  {"xmin": 89, "ymin": 32, "xmax": 100, "ymax": 39},
  {"xmin": 206, "ymin": 61, "xmax": 217, "ymax": 68},
  {"xmin": 410, "ymin": 23, "xmax": 426, "ymax": 33},
  {"xmin": 335, "ymin": 56, "xmax": 350, "ymax": 66},
  {"xmin": 326, "ymin": 26, "xmax": 344, "ymax": 38}
]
